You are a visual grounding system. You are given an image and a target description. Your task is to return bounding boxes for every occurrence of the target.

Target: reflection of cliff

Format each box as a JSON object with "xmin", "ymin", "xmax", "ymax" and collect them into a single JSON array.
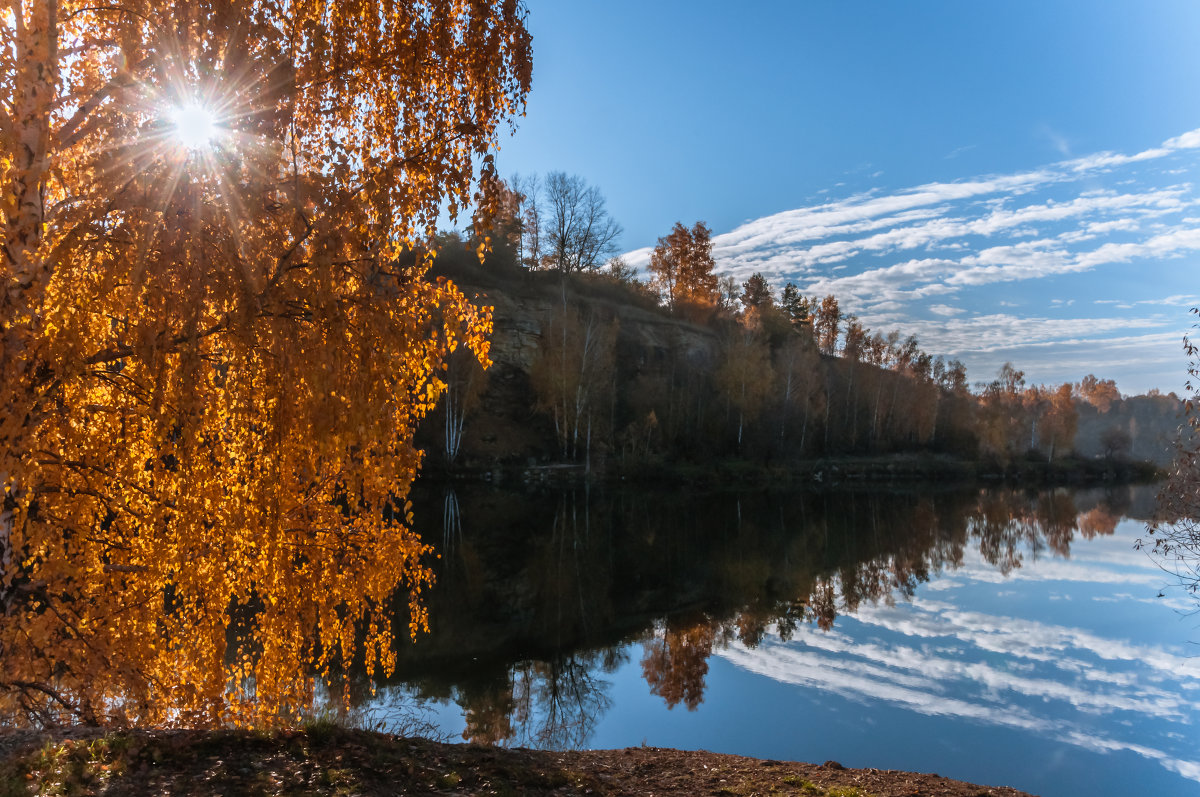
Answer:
[{"xmin": 390, "ymin": 484, "xmax": 1150, "ymax": 746}]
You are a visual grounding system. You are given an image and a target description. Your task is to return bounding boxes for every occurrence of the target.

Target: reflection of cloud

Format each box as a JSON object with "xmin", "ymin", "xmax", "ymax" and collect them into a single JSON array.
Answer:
[
  {"xmin": 856, "ymin": 598, "xmax": 1200, "ymax": 682},
  {"xmin": 715, "ymin": 515, "xmax": 1200, "ymax": 787},
  {"xmin": 718, "ymin": 604, "xmax": 1200, "ymax": 784},
  {"xmin": 720, "ymin": 641, "xmax": 1055, "ymax": 732},
  {"xmin": 765, "ymin": 626, "xmax": 1192, "ymax": 718},
  {"xmin": 1092, "ymin": 593, "xmax": 1195, "ymax": 612},
  {"xmin": 946, "ymin": 559, "xmax": 1164, "ymax": 587},
  {"xmin": 921, "ymin": 578, "xmax": 963, "ymax": 591}
]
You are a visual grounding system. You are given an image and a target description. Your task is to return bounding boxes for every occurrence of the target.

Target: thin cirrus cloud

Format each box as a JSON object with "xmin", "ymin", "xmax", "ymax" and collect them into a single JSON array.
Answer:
[{"xmin": 624, "ymin": 128, "xmax": 1200, "ymax": 391}]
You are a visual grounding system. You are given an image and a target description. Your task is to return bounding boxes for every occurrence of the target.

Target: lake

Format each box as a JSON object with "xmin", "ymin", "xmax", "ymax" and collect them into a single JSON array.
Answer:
[{"xmin": 354, "ymin": 483, "xmax": 1199, "ymax": 797}]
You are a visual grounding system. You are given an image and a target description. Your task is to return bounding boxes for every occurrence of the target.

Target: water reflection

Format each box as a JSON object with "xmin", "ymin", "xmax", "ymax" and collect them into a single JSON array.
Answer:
[
  {"xmin": 641, "ymin": 614, "xmax": 717, "ymax": 711},
  {"xmin": 385, "ymin": 484, "xmax": 1150, "ymax": 748},
  {"xmin": 0, "ymin": 481, "xmax": 1158, "ymax": 757}
]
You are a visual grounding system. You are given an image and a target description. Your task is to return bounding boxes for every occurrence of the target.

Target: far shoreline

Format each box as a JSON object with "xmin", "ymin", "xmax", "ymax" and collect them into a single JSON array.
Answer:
[{"xmin": 420, "ymin": 451, "xmax": 1163, "ymax": 490}]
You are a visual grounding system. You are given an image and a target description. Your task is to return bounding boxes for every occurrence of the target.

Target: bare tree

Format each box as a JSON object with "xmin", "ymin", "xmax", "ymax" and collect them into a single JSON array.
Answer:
[
  {"xmin": 1143, "ymin": 308, "xmax": 1200, "ymax": 601},
  {"xmin": 543, "ymin": 172, "xmax": 623, "ymax": 273},
  {"xmin": 530, "ymin": 305, "xmax": 619, "ymax": 466},
  {"xmin": 717, "ymin": 274, "xmax": 741, "ymax": 314},
  {"xmin": 511, "ymin": 172, "xmax": 544, "ymax": 269},
  {"xmin": 440, "ymin": 348, "xmax": 486, "ymax": 465}
]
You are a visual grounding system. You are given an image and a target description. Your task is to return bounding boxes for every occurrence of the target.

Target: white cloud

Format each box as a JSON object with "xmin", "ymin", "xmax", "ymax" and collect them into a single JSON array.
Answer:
[
  {"xmin": 928, "ymin": 304, "xmax": 963, "ymax": 317},
  {"xmin": 1164, "ymin": 130, "xmax": 1200, "ymax": 150},
  {"xmin": 618, "ymin": 128, "xmax": 1200, "ymax": 389}
]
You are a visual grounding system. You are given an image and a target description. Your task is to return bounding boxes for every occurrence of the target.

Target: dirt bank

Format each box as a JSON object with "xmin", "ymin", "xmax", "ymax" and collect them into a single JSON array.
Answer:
[{"xmin": 0, "ymin": 727, "xmax": 1035, "ymax": 796}]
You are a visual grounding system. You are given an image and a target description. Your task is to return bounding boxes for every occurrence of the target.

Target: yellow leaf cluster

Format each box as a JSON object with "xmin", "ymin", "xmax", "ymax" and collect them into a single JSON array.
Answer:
[{"xmin": 0, "ymin": 0, "xmax": 529, "ymax": 728}]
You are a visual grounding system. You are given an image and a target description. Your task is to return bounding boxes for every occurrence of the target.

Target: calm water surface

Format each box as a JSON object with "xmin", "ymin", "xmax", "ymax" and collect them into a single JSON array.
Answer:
[{"xmin": 365, "ymin": 484, "xmax": 1198, "ymax": 797}]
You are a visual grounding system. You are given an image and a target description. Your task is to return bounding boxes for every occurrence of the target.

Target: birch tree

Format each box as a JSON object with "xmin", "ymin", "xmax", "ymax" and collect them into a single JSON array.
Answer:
[{"xmin": 0, "ymin": 0, "xmax": 531, "ymax": 727}]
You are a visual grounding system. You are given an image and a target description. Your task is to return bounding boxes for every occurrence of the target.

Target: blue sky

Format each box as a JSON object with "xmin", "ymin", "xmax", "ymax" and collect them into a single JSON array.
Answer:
[{"xmin": 493, "ymin": 1, "xmax": 1200, "ymax": 394}]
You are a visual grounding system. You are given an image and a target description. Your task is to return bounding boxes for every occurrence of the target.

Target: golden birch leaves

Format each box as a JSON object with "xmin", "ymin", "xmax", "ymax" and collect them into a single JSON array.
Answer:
[{"xmin": 0, "ymin": 0, "xmax": 529, "ymax": 727}]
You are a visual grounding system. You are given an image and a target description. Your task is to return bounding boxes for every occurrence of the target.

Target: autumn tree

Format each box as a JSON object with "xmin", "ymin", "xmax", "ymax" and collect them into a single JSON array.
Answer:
[
  {"xmin": 877, "ymin": 333, "xmax": 922, "ymax": 446},
  {"xmin": 907, "ymin": 349, "xmax": 939, "ymax": 446},
  {"xmin": 939, "ymin": 358, "xmax": 970, "ymax": 395},
  {"xmin": 648, "ymin": 221, "xmax": 718, "ymax": 315},
  {"xmin": 813, "ymin": 294, "xmax": 841, "ymax": 355},
  {"xmin": 1077, "ymin": 374, "xmax": 1121, "ymax": 413},
  {"xmin": 1022, "ymin": 385, "xmax": 1049, "ymax": 451},
  {"xmin": 648, "ymin": 224, "xmax": 684, "ymax": 309},
  {"xmin": 977, "ymin": 363, "xmax": 1028, "ymax": 460},
  {"xmin": 1040, "ymin": 383, "xmax": 1078, "ymax": 462},
  {"xmin": 640, "ymin": 618, "xmax": 717, "ymax": 711},
  {"xmin": 0, "ymin": 0, "xmax": 531, "ymax": 727},
  {"xmin": 458, "ymin": 675, "xmax": 517, "ymax": 745}
]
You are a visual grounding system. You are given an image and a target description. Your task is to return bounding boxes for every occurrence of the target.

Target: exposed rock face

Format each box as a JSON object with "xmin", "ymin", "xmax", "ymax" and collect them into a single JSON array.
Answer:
[
  {"xmin": 485, "ymin": 289, "xmax": 547, "ymax": 372},
  {"xmin": 418, "ymin": 279, "xmax": 718, "ymax": 471},
  {"xmin": 420, "ymin": 270, "xmax": 1184, "ymax": 475},
  {"xmin": 481, "ymin": 286, "xmax": 717, "ymax": 374}
]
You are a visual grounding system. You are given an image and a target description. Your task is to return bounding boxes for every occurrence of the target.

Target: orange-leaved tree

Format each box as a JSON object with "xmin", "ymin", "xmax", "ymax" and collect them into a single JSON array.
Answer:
[
  {"xmin": 648, "ymin": 221, "xmax": 718, "ymax": 316},
  {"xmin": 0, "ymin": 0, "xmax": 531, "ymax": 728}
]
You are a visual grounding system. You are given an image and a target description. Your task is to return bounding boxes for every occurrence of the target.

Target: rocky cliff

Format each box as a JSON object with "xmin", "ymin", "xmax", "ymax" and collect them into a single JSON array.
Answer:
[{"xmin": 416, "ymin": 269, "xmax": 719, "ymax": 471}]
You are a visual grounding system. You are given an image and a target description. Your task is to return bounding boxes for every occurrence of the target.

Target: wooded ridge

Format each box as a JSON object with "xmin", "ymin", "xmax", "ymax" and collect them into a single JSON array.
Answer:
[{"xmin": 417, "ymin": 249, "xmax": 1181, "ymax": 483}]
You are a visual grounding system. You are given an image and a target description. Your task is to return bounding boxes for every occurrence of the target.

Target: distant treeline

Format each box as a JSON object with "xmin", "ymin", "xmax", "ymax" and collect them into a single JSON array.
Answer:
[{"xmin": 413, "ymin": 174, "xmax": 1184, "ymax": 474}]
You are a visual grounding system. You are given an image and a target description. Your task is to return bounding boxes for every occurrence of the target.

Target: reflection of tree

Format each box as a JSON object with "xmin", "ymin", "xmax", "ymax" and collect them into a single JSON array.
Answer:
[
  {"xmin": 395, "ymin": 484, "xmax": 1143, "ymax": 749},
  {"xmin": 807, "ymin": 582, "xmax": 839, "ymax": 632},
  {"xmin": 973, "ymin": 493, "xmax": 1040, "ymax": 574},
  {"xmin": 527, "ymin": 491, "xmax": 614, "ymax": 648},
  {"xmin": 1078, "ymin": 506, "xmax": 1119, "ymax": 539},
  {"xmin": 1037, "ymin": 491, "xmax": 1081, "ymax": 557},
  {"xmin": 629, "ymin": 487, "xmax": 1129, "ymax": 712},
  {"xmin": 509, "ymin": 651, "xmax": 620, "ymax": 750},
  {"xmin": 459, "ymin": 674, "xmax": 516, "ymax": 746},
  {"xmin": 641, "ymin": 617, "xmax": 717, "ymax": 710}
]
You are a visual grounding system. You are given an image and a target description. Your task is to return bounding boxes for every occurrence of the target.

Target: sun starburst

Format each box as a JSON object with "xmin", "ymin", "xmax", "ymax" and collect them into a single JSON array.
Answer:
[{"xmin": 167, "ymin": 103, "xmax": 222, "ymax": 151}]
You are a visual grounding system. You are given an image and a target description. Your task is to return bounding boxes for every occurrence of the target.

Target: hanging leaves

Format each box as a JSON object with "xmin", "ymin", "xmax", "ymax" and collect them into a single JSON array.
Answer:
[{"xmin": 0, "ymin": 0, "xmax": 531, "ymax": 727}]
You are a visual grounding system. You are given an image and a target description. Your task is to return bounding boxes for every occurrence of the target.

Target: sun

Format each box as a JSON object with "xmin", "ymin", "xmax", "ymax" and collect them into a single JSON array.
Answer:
[{"xmin": 167, "ymin": 103, "xmax": 222, "ymax": 151}]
